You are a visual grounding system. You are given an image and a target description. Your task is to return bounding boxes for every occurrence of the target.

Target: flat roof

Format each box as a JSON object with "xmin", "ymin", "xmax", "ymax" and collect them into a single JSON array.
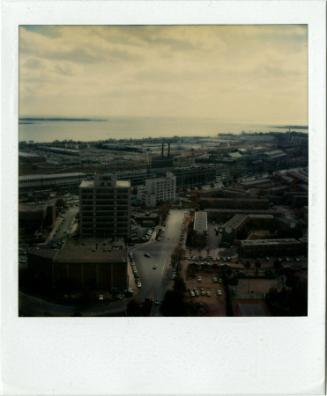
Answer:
[
  {"xmin": 206, "ymin": 209, "xmax": 277, "ymax": 215},
  {"xmin": 80, "ymin": 180, "xmax": 94, "ymax": 189},
  {"xmin": 241, "ymin": 238, "xmax": 299, "ymax": 247},
  {"xmin": 80, "ymin": 179, "xmax": 131, "ymax": 189},
  {"xmin": 201, "ymin": 197, "xmax": 268, "ymax": 203},
  {"xmin": 193, "ymin": 211, "xmax": 208, "ymax": 233},
  {"xmin": 19, "ymin": 151, "xmax": 41, "ymax": 158},
  {"xmin": 116, "ymin": 180, "xmax": 131, "ymax": 188},
  {"xmin": 58, "ymin": 239, "xmax": 126, "ymax": 264},
  {"xmin": 224, "ymin": 214, "xmax": 247, "ymax": 233},
  {"xmin": 20, "ymin": 172, "xmax": 85, "ymax": 181}
]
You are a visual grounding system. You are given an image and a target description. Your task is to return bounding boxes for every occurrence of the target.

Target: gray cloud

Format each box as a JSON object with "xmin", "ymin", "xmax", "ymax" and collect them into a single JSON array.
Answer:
[{"xmin": 19, "ymin": 25, "xmax": 307, "ymax": 124}]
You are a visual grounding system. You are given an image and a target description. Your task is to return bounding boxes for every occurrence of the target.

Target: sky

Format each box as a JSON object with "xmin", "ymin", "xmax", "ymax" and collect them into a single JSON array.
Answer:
[{"xmin": 19, "ymin": 25, "xmax": 307, "ymax": 125}]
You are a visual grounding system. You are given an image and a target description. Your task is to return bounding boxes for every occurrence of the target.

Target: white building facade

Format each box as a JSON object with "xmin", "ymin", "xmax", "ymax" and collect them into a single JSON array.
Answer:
[{"xmin": 140, "ymin": 172, "xmax": 176, "ymax": 207}]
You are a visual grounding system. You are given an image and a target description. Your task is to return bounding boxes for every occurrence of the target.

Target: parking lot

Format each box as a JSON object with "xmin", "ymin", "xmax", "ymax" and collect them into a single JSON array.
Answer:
[{"xmin": 184, "ymin": 269, "xmax": 226, "ymax": 316}]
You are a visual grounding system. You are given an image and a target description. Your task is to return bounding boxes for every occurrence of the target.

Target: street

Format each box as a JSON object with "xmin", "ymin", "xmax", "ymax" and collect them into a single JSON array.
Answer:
[
  {"xmin": 132, "ymin": 209, "xmax": 187, "ymax": 314},
  {"xmin": 54, "ymin": 207, "xmax": 79, "ymax": 240},
  {"xmin": 20, "ymin": 209, "xmax": 187, "ymax": 317}
]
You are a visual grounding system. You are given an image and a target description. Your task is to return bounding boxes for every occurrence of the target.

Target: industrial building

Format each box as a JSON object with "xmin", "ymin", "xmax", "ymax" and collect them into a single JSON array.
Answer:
[
  {"xmin": 19, "ymin": 199, "xmax": 57, "ymax": 232},
  {"xmin": 141, "ymin": 172, "xmax": 176, "ymax": 207},
  {"xmin": 79, "ymin": 174, "xmax": 131, "ymax": 239},
  {"xmin": 193, "ymin": 211, "xmax": 208, "ymax": 235},
  {"xmin": 27, "ymin": 239, "xmax": 128, "ymax": 291},
  {"xmin": 173, "ymin": 166, "xmax": 216, "ymax": 189},
  {"xmin": 150, "ymin": 142, "xmax": 174, "ymax": 168},
  {"xmin": 222, "ymin": 214, "xmax": 274, "ymax": 242},
  {"xmin": 19, "ymin": 172, "xmax": 86, "ymax": 190},
  {"xmin": 200, "ymin": 197, "xmax": 270, "ymax": 210},
  {"xmin": 239, "ymin": 238, "xmax": 307, "ymax": 257}
]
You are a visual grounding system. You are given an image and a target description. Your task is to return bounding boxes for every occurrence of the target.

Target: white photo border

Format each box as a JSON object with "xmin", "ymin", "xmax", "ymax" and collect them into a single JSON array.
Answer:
[{"xmin": 1, "ymin": 1, "xmax": 326, "ymax": 395}]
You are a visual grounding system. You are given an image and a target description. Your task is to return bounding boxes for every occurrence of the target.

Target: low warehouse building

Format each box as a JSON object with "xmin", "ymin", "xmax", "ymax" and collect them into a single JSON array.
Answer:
[
  {"xmin": 27, "ymin": 239, "xmax": 128, "ymax": 292},
  {"xmin": 193, "ymin": 211, "xmax": 208, "ymax": 235},
  {"xmin": 239, "ymin": 238, "xmax": 307, "ymax": 257}
]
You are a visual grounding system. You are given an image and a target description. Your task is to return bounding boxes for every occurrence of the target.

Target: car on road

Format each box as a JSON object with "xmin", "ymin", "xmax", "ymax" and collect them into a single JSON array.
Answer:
[
  {"xmin": 197, "ymin": 276, "xmax": 202, "ymax": 282},
  {"xmin": 217, "ymin": 289, "xmax": 222, "ymax": 296},
  {"xmin": 137, "ymin": 281, "xmax": 142, "ymax": 288},
  {"xmin": 194, "ymin": 289, "xmax": 200, "ymax": 297},
  {"xmin": 144, "ymin": 253, "xmax": 151, "ymax": 258},
  {"xmin": 212, "ymin": 276, "xmax": 218, "ymax": 283}
]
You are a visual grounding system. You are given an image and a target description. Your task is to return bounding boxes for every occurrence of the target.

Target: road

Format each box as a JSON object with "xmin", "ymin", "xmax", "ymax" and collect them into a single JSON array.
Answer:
[
  {"xmin": 132, "ymin": 209, "xmax": 187, "ymax": 315},
  {"xmin": 21, "ymin": 209, "xmax": 186, "ymax": 317},
  {"xmin": 52, "ymin": 207, "xmax": 79, "ymax": 241}
]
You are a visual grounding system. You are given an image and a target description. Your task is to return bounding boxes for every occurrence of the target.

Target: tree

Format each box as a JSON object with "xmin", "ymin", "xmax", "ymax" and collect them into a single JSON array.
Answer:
[
  {"xmin": 160, "ymin": 290, "xmax": 186, "ymax": 316},
  {"xmin": 173, "ymin": 277, "xmax": 187, "ymax": 294},
  {"xmin": 126, "ymin": 299, "xmax": 142, "ymax": 316},
  {"xmin": 56, "ymin": 198, "xmax": 66, "ymax": 209},
  {"xmin": 158, "ymin": 203, "xmax": 170, "ymax": 223}
]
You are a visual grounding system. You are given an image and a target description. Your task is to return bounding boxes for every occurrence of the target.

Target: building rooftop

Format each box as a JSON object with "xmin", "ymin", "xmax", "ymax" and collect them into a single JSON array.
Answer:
[
  {"xmin": 80, "ymin": 180, "xmax": 94, "ymax": 189},
  {"xmin": 228, "ymin": 152, "xmax": 243, "ymax": 160},
  {"xmin": 55, "ymin": 239, "xmax": 127, "ymax": 264},
  {"xmin": 20, "ymin": 172, "xmax": 85, "ymax": 181},
  {"xmin": 79, "ymin": 178, "xmax": 131, "ymax": 189},
  {"xmin": 223, "ymin": 214, "xmax": 247, "ymax": 234},
  {"xmin": 193, "ymin": 211, "xmax": 208, "ymax": 233},
  {"xmin": 20, "ymin": 199, "xmax": 57, "ymax": 212},
  {"xmin": 241, "ymin": 238, "xmax": 300, "ymax": 247},
  {"xmin": 19, "ymin": 151, "xmax": 41, "ymax": 158},
  {"xmin": 29, "ymin": 239, "xmax": 127, "ymax": 264},
  {"xmin": 116, "ymin": 180, "xmax": 131, "ymax": 188}
]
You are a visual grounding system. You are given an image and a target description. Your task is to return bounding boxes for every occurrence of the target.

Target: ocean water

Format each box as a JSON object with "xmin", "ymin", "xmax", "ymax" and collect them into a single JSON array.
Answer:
[{"xmin": 19, "ymin": 117, "xmax": 307, "ymax": 143}]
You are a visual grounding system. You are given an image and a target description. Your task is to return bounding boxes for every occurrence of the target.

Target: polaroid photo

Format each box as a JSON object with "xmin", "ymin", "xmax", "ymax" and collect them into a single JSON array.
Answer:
[{"xmin": 1, "ymin": 0, "xmax": 326, "ymax": 395}]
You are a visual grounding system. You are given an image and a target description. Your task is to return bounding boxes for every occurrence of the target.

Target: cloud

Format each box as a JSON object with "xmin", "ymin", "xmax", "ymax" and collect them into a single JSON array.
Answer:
[{"xmin": 19, "ymin": 25, "xmax": 307, "ymax": 124}]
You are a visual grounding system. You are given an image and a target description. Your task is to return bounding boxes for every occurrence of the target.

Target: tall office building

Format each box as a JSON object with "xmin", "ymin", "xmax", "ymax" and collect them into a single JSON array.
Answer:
[{"xmin": 79, "ymin": 174, "xmax": 131, "ymax": 239}]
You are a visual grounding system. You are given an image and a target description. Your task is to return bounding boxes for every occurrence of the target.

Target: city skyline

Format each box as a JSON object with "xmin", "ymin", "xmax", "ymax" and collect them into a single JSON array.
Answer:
[{"xmin": 20, "ymin": 25, "xmax": 307, "ymax": 126}]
